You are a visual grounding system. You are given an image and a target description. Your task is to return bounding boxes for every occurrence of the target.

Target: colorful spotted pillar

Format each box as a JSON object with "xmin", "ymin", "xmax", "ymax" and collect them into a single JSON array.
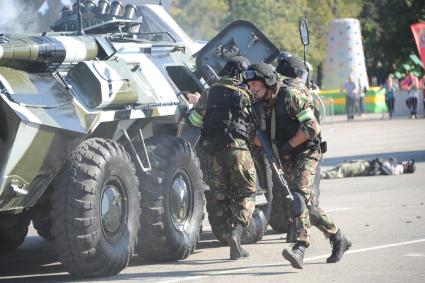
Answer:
[{"xmin": 322, "ymin": 18, "xmax": 369, "ymax": 91}]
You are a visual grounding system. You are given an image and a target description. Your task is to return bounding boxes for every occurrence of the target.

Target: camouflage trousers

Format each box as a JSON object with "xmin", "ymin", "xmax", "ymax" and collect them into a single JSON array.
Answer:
[
  {"xmin": 321, "ymin": 160, "xmax": 371, "ymax": 179},
  {"xmin": 206, "ymin": 139, "xmax": 256, "ymax": 227},
  {"xmin": 282, "ymin": 148, "xmax": 337, "ymax": 246}
]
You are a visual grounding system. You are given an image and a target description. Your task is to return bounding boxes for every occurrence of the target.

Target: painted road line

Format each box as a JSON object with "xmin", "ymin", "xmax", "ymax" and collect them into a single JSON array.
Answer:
[
  {"xmin": 326, "ymin": 207, "xmax": 362, "ymax": 212},
  {"xmin": 403, "ymin": 253, "xmax": 425, "ymax": 257},
  {"xmin": 159, "ymin": 238, "xmax": 425, "ymax": 283}
]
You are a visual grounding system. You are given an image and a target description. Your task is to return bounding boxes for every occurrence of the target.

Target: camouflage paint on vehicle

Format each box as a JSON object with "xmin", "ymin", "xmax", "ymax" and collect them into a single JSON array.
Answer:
[{"xmin": 0, "ymin": 10, "xmax": 196, "ymax": 212}]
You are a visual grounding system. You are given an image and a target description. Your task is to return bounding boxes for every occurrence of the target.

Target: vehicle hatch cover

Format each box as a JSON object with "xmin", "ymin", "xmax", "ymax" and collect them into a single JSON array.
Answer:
[{"xmin": 195, "ymin": 20, "xmax": 280, "ymax": 83}]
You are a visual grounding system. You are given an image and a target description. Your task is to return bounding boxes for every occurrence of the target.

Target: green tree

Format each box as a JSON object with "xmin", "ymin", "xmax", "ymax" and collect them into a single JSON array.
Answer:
[
  {"xmin": 170, "ymin": 0, "xmax": 364, "ymax": 82},
  {"xmin": 359, "ymin": 0, "xmax": 425, "ymax": 80},
  {"xmin": 170, "ymin": 0, "xmax": 228, "ymax": 39},
  {"xmin": 224, "ymin": 0, "xmax": 306, "ymax": 58},
  {"xmin": 306, "ymin": 0, "xmax": 364, "ymax": 68}
]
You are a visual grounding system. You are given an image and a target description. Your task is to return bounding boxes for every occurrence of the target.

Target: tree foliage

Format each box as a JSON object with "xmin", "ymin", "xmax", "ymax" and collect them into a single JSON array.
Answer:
[
  {"xmin": 359, "ymin": 0, "xmax": 425, "ymax": 79},
  {"xmin": 171, "ymin": 0, "xmax": 229, "ymax": 39},
  {"xmin": 170, "ymin": 0, "xmax": 363, "ymax": 77}
]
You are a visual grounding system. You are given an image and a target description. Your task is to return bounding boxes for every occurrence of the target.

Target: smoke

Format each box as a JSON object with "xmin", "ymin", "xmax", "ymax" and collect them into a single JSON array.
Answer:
[
  {"xmin": 0, "ymin": 0, "xmax": 41, "ymax": 33},
  {"xmin": 0, "ymin": 0, "xmax": 171, "ymax": 33}
]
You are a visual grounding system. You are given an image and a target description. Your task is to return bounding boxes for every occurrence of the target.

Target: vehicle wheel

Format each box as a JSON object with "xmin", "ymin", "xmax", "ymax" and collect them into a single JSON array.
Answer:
[
  {"xmin": 205, "ymin": 148, "xmax": 272, "ymax": 245},
  {"xmin": 33, "ymin": 217, "xmax": 53, "ymax": 241},
  {"xmin": 136, "ymin": 136, "xmax": 204, "ymax": 262},
  {"xmin": 0, "ymin": 215, "xmax": 30, "ymax": 253},
  {"xmin": 32, "ymin": 200, "xmax": 54, "ymax": 241},
  {"xmin": 50, "ymin": 138, "xmax": 140, "ymax": 277}
]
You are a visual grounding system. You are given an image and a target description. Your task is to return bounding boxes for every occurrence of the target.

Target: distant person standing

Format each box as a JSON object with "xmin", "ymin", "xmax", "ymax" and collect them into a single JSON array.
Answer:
[
  {"xmin": 357, "ymin": 77, "xmax": 366, "ymax": 116},
  {"xmin": 405, "ymin": 72, "xmax": 419, "ymax": 119},
  {"xmin": 340, "ymin": 75, "xmax": 358, "ymax": 121},
  {"xmin": 370, "ymin": 76, "xmax": 379, "ymax": 87},
  {"xmin": 382, "ymin": 75, "xmax": 398, "ymax": 119}
]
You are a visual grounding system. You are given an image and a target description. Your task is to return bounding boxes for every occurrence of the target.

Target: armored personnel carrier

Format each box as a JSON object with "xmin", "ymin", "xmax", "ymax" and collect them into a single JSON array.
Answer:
[{"xmin": 0, "ymin": 0, "xmax": 279, "ymax": 277}]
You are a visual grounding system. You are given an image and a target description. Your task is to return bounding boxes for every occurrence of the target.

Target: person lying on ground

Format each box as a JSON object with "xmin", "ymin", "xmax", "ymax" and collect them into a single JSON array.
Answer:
[{"xmin": 321, "ymin": 158, "xmax": 415, "ymax": 179}]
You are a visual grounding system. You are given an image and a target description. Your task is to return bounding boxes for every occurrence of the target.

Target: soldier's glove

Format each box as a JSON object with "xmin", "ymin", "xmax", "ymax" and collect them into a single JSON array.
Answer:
[{"xmin": 279, "ymin": 142, "xmax": 294, "ymax": 160}]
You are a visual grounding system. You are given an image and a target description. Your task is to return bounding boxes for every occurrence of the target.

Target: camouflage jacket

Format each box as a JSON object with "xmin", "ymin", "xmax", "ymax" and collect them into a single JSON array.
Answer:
[{"xmin": 273, "ymin": 77, "xmax": 320, "ymax": 142}]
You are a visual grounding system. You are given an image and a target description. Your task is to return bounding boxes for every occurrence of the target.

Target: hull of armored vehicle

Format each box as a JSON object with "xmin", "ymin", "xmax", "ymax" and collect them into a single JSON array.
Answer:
[
  {"xmin": 0, "ymin": 3, "xmax": 206, "ymax": 276},
  {"xmin": 0, "ymin": 1, "xmax": 281, "ymax": 278},
  {"xmin": 0, "ymin": 33, "xmax": 203, "ymax": 276}
]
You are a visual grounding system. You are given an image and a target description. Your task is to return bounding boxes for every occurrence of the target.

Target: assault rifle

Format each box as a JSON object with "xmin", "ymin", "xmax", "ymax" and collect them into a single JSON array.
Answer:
[{"xmin": 248, "ymin": 102, "xmax": 294, "ymax": 201}]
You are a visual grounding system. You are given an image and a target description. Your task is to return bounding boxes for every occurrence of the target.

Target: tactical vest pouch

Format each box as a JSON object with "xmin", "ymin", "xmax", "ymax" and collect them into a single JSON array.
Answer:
[{"xmin": 320, "ymin": 141, "xmax": 327, "ymax": 154}]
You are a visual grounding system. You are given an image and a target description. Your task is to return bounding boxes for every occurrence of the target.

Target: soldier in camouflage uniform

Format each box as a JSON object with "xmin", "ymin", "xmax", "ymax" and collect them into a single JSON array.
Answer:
[
  {"xmin": 321, "ymin": 158, "xmax": 416, "ymax": 179},
  {"xmin": 187, "ymin": 56, "xmax": 256, "ymax": 260},
  {"xmin": 244, "ymin": 59, "xmax": 351, "ymax": 269}
]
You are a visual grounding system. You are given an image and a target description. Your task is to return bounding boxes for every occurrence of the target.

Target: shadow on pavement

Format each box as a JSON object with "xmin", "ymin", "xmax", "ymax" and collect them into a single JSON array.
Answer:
[{"xmin": 98, "ymin": 263, "xmax": 296, "ymax": 282}]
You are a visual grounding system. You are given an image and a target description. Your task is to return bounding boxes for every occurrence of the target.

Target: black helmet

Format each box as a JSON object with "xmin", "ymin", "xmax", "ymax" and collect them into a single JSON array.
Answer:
[
  {"xmin": 219, "ymin": 56, "xmax": 251, "ymax": 77},
  {"xmin": 244, "ymin": 62, "xmax": 277, "ymax": 87},
  {"xmin": 276, "ymin": 53, "xmax": 306, "ymax": 79},
  {"xmin": 406, "ymin": 159, "xmax": 416, "ymax": 173}
]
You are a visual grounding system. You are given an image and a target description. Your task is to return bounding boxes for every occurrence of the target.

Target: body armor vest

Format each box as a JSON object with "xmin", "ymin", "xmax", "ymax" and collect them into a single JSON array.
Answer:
[
  {"xmin": 272, "ymin": 86, "xmax": 320, "ymax": 152},
  {"xmin": 202, "ymin": 84, "xmax": 250, "ymax": 144}
]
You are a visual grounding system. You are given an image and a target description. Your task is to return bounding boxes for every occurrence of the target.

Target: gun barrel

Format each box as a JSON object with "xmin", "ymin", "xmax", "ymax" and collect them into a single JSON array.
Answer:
[{"xmin": 0, "ymin": 35, "xmax": 98, "ymax": 71}]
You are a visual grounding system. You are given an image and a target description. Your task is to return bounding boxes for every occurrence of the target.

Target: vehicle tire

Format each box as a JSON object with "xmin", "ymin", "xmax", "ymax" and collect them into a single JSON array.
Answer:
[
  {"xmin": 0, "ymin": 215, "xmax": 30, "ymax": 253},
  {"xmin": 136, "ymin": 136, "xmax": 204, "ymax": 262},
  {"xmin": 50, "ymin": 138, "xmax": 140, "ymax": 277},
  {"xmin": 33, "ymin": 217, "xmax": 53, "ymax": 241},
  {"xmin": 205, "ymin": 147, "xmax": 272, "ymax": 245}
]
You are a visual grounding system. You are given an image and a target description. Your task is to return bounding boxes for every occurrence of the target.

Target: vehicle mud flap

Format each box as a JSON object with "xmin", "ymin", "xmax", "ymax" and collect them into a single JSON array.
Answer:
[
  {"xmin": 136, "ymin": 135, "xmax": 204, "ymax": 262},
  {"xmin": 50, "ymin": 138, "xmax": 140, "ymax": 277}
]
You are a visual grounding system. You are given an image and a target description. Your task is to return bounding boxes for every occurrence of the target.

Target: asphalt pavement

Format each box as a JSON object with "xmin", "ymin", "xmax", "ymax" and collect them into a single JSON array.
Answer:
[{"xmin": 1, "ymin": 114, "xmax": 424, "ymax": 283}]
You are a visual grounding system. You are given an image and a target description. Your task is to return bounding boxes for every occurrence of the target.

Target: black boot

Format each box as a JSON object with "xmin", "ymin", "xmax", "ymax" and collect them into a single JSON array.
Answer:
[
  {"xmin": 327, "ymin": 229, "xmax": 352, "ymax": 263},
  {"xmin": 228, "ymin": 223, "xmax": 249, "ymax": 260},
  {"xmin": 282, "ymin": 242, "xmax": 305, "ymax": 269},
  {"xmin": 286, "ymin": 221, "xmax": 297, "ymax": 243}
]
